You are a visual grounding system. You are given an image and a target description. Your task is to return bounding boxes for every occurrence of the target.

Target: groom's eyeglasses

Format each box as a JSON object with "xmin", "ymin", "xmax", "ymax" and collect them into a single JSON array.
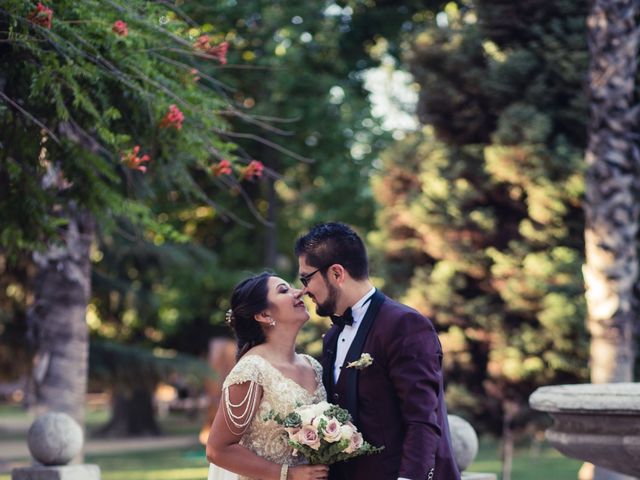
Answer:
[{"xmin": 299, "ymin": 265, "xmax": 330, "ymax": 287}]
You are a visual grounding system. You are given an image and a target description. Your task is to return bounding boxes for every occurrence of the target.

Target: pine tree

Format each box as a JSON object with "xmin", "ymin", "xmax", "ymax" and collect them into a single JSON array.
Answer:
[{"xmin": 373, "ymin": 2, "xmax": 590, "ymax": 478}]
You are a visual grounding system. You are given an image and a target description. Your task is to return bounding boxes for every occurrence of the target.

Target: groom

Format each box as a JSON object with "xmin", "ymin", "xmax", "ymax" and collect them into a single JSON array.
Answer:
[{"xmin": 295, "ymin": 222, "xmax": 460, "ymax": 480}]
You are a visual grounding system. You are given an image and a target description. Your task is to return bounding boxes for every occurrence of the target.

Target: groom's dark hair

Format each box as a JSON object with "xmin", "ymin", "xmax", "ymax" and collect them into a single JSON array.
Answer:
[{"xmin": 295, "ymin": 222, "xmax": 368, "ymax": 280}]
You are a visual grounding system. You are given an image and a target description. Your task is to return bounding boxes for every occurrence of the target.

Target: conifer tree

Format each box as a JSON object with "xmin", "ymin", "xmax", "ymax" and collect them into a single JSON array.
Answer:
[{"xmin": 373, "ymin": 2, "xmax": 590, "ymax": 477}]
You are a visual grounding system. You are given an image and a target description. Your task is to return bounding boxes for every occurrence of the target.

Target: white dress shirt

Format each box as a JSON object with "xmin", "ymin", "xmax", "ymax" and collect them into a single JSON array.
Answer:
[{"xmin": 333, "ymin": 287, "xmax": 376, "ymax": 383}]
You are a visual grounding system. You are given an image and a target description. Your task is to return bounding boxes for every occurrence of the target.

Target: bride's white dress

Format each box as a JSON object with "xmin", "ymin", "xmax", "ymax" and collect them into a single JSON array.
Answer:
[{"xmin": 208, "ymin": 353, "xmax": 326, "ymax": 480}]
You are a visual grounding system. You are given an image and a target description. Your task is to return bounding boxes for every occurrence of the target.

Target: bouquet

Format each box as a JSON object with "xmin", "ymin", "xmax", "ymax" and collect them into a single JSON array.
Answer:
[{"xmin": 265, "ymin": 401, "xmax": 383, "ymax": 465}]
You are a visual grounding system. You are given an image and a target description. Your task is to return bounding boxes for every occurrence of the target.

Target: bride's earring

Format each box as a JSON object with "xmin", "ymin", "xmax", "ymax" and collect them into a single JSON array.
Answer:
[{"xmin": 269, "ymin": 318, "xmax": 276, "ymax": 327}]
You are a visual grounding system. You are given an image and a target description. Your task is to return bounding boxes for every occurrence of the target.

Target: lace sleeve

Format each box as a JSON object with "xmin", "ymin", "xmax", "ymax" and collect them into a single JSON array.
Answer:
[
  {"xmin": 221, "ymin": 355, "xmax": 264, "ymax": 436},
  {"xmin": 223, "ymin": 355, "xmax": 264, "ymax": 389}
]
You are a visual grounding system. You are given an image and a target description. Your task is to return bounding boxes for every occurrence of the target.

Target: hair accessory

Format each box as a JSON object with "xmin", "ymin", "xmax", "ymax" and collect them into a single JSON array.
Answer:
[{"xmin": 225, "ymin": 308, "xmax": 234, "ymax": 325}]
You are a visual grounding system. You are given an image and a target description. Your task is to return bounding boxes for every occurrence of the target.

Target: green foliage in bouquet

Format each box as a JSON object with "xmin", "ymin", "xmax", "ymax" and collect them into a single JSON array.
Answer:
[{"xmin": 266, "ymin": 402, "xmax": 383, "ymax": 466}]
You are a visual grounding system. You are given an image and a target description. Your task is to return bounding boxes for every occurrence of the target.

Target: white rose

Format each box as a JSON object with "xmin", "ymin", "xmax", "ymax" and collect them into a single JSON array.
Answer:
[
  {"xmin": 322, "ymin": 418, "xmax": 342, "ymax": 443},
  {"xmin": 339, "ymin": 424, "xmax": 354, "ymax": 441},
  {"xmin": 297, "ymin": 406, "xmax": 316, "ymax": 426},
  {"xmin": 312, "ymin": 414, "xmax": 329, "ymax": 430},
  {"xmin": 312, "ymin": 401, "xmax": 331, "ymax": 416}
]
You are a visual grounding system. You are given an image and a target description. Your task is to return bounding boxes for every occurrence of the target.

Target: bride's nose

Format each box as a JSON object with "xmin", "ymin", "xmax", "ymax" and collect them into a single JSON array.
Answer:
[{"xmin": 293, "ymin": 288, "xmax": 304, "ymax": 297}]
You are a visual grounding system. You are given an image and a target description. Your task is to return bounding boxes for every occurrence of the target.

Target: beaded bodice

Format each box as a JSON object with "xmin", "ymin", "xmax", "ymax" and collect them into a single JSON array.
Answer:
[{"xmin": 222, "ymin": 354, "xmax": 326, "ymax": 480}]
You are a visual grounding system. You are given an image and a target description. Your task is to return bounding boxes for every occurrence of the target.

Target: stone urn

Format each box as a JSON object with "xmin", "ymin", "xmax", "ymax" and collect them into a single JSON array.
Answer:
[{"xmin": 529, "ymin": 383, "xmax": 640, "ymax": 478}]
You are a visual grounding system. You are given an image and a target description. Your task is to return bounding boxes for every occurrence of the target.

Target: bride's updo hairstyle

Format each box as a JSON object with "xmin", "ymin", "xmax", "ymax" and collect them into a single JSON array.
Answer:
[{"xmin": 227, "ymin": 271, "xmax": 274, "ymax": 360}]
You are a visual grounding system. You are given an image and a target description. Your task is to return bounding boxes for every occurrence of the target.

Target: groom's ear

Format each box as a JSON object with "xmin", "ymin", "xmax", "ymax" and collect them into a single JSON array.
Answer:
[{"xmin": 328, "ymin": 264, "xmax": 346, "ymax": 284}]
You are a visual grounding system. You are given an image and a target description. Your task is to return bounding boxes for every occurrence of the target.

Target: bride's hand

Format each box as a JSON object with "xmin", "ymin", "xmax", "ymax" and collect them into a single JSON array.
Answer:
[{"xmin": 287, "ymin": 464, "xmax": 329, "ymax": 480}]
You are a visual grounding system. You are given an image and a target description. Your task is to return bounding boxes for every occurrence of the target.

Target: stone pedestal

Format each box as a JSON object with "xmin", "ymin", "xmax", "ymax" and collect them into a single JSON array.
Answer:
[
  {"xmin": 448, "ymin": 415, "xmax": 497, "ymax": 480},
  {"xmin": 12, "ymin": 465, "xmax": 100, "ymax": 480},
  {"xmin": 530, "ymin": 383, "xmax": 640, "ymax": 479},
  {"xmin": 11, "ymin": 412, "xmax": 100, "ymax": 480}
]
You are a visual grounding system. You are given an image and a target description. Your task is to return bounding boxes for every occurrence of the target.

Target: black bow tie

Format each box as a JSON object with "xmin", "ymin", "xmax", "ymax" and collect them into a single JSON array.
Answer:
[{"xmin": 330, "ymin": 308, "xmax": 354, "ymax": 328}]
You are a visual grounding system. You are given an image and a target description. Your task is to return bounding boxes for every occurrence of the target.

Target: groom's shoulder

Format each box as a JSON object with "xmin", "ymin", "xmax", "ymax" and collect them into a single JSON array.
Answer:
[{"xmin": 378, "ymin": 294, "xmax": 434, "ymax": 329}]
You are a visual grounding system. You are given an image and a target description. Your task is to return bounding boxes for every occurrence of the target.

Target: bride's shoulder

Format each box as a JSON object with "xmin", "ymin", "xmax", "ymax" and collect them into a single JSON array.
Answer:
[
  {"xmin": 224, "ymin": 353, "xmax": 267, "ymax": 388},
  {"xmin": 233, "ymin": 352, "xmax": 271, "ymax": 371}
]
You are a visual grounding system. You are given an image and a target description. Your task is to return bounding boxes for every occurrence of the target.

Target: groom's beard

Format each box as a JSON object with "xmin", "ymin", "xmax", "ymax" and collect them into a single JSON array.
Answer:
[{"xmin": 315, "ymin": 282, "xmax": 338, "ymax": 317}]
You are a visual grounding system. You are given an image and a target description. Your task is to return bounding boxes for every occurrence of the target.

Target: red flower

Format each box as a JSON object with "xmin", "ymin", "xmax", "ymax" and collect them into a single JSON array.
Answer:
[
  {"xmin": 159, "ymin": 104, "xmax": 184, "ymax": 130},
  {"xmin": 121, "ymin": 146, "xmax": 151, "ymax": 173},
  {"xmin": 193, "ymin": 36, "xmax": 228, "ymax": 64},
  {"xmin": 212, "ymin": 159, "xmax": 232, "ymax": 176},
  {"xmin": 242, "ymin": 160, "xmax": 264, "ymax": 180},
  {"xmin": 207, "ymin": 41, "xmax": 228, "ymax": 65},
  {"xmin": 193, "ymin": 35, "xmax": 210, "ymax": 51},
  {"xmin": 112, "ymin": 20, "xmax": 128, "ymax": 37},
  {"xmin": 27, "ymin": 2, "xmax": 53, "ymax": 29}
]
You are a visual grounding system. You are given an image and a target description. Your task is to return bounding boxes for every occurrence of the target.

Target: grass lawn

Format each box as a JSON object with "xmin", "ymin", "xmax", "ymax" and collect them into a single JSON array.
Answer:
[
  {"xmin": 1, "ymin": 403, "xmax": 583, "ymax": 480},
  {"xmin": 469, "ymin": 438, "xmax": 582, "ymax": 480},
  {"xmin": 0, "ymin": 441, "xmax": 582, "ymax": 480},
  {"xmin": 86, "ymin": 448, "xmax": 209, "ymax": 480}
]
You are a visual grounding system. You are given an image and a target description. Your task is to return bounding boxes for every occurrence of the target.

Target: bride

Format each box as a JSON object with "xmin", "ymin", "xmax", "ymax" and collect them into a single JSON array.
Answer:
[{"xmin": 206, "ymin": 272, "xmax": 329, "ymax": 480}]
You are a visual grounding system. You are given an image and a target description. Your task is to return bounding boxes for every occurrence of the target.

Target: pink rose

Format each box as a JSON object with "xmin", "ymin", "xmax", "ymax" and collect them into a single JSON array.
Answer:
[
  {"xmin": 322, "ymin": 418, "xmax": 342, "ymax": 443},
  {"xmin": 344, "ymin": 431, "xmax": 363, "ymax": 454},
  {"xmin": 297, "ymin": 424, "xmax": 321, "ymax": 450}
]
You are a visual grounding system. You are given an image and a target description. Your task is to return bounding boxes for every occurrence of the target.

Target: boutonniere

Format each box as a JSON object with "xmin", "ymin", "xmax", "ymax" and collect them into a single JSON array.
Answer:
[{"xmin": 346, "ymin": 353, "xmax": 374, "ymax": 370}]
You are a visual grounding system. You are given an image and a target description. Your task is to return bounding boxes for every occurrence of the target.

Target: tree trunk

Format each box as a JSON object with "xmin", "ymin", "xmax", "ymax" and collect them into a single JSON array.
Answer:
[
  {"xmin": 584, "ymin": 1, "xmax": 639, "ymax": 478},
  {"xmin": 27, "ymin": 206, "xmax": 94, "ymax": 426},
  {"xmin": 500, "ymin": 400, "xmax": 517, "ymax": 480},
  {"xmin": 96, "ymin": 388, "xmax": 161, "ymax": 437}
]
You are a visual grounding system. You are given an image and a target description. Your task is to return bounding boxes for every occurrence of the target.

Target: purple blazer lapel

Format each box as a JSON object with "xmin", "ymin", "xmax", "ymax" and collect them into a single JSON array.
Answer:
[{"xmin": 342, "ymin": 290, "xmax": 385, "ymax": 423}]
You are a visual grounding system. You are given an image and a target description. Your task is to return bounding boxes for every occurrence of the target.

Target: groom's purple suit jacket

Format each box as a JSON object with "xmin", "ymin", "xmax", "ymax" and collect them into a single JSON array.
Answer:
[{"xmin": 321, "ymin": 290, "xmax": 460, "ymax": 480}]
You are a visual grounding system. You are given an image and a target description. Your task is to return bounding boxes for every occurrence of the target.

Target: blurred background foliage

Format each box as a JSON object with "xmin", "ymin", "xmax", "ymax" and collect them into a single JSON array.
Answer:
[{"xmin": 1, "ymin": 0, "xmax": 637, "ymax": 453}]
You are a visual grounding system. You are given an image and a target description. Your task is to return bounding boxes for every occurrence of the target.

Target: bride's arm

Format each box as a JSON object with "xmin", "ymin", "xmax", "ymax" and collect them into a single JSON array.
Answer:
[
  {"xmin": 207, "ymin": 381, "xmax": 329, "ymax": 480},
  {"xmin": 206, "ymin": 381, "xmax": 281, "ymax": 480}
]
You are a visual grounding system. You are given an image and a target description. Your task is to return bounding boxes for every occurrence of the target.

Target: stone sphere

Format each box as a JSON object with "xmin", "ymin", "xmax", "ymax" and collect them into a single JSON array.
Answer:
[
  {"xmin": 27, "ymin": 412, "xmax": 83, "ymax": 465},
  {"xmin": 448, "ymin": 414, "xmax": 479, "ymax": 472}
]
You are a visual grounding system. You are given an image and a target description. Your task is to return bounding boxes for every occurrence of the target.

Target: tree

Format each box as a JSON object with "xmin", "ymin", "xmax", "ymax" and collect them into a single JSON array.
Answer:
[
  {"xmin": 372, "ymin": 2, "xmax": 590, "ymax": 478},
  {"xmin": 0, "ymin": 0, "xmax": 261, "ymax": 428},
  {"xmin": 582, "ymin": 1, "xmax": 639, "ymax": 478},
  {"xmin": 2, "ymin": 0, "xmax": 405, "ymax": 436},
  {"xmin": 584, "ymin": 0, "xmax": 639, "ymax": 385},
  {"xmin": 183, "ymin": 1, "xmax": 390, "ymax": 255},
  {"xmin": 89, "ymin": 340, "xmax": 212, "ymax": 437}
]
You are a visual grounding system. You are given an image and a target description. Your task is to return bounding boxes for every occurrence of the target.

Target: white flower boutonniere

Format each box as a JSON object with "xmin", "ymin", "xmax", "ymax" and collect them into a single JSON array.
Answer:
[{"xmin": 346, "ymin": 353, "xmax": 374, "ymax": 370}]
